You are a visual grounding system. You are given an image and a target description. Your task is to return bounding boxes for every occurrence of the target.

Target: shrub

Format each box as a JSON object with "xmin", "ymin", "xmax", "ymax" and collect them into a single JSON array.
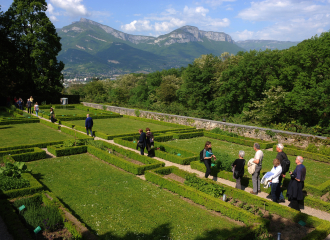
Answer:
[
  {"xmin": 210, "ymin": 127, "xmax": 238, "ymax": 137},
  {"xmin": 213, "ymin": 151, "xmax": 234, "ymax": 172},
  {"xmin": 184, "ymin": 175, "xmax": 224, "ymax": 198},
  {"xmin": 134, "ymin": 109, "xmax": 141, "ymax": 117},
  {"xmin": 319, "ymin": 145, "xmax": 330, "ymax": 156},
  {"xmin": 0, "ymin": 162, "xmax": 31, "ymax": 178},
  {"xmin": 0, "ymin": 175, "xmax": 30, "ymax": 191},
  {"xmin": 306, "ymin": 144, "xmax": 318, "ymax": 153}
]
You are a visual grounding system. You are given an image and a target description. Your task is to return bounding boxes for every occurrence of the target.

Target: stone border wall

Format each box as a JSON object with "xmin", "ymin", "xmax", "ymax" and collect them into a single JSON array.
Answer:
[{"xmin": 82, "ymin": 102, "xmax": 328, "ymax": 147}]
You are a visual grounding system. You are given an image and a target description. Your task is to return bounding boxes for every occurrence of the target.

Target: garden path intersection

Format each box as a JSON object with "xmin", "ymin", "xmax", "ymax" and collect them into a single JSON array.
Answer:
[{"xmin": 4, "ymin": 110, "xmax": 330, "ymax": 239}]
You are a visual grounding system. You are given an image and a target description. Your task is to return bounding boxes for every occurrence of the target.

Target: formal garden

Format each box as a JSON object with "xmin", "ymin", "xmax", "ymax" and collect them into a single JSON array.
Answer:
[{"xmin": 1, "ymin": 104, "xmax": 330, "ymax": 240}]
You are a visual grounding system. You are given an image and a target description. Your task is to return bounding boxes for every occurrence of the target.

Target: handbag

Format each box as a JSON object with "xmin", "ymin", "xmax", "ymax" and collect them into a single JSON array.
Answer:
[
  {"xmin": 233, "ymin": 160, "xmax": 245, "ymax": 179},
  {"xmin": 137, "ymin": 142, "xmax": 143, "ymax": 148}
]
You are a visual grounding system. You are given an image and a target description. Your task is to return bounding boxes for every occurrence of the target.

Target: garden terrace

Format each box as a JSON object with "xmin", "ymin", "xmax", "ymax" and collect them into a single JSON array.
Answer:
[
  {"xmin": 145, "ymin": 166, "xmax": 330, "ymax": 240},
  {"xmin": 0, "ymin": 123, "xmax": 75, "ymax": 148},
  {"xmin": 26, "ymin": 153, "xmax": 245, "ymax": 239}
]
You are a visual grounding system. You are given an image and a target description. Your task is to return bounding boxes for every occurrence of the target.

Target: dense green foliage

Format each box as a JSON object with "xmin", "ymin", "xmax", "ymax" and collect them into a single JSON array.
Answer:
[
  {"xmin": 184, "ymin": 175, "xmax": 224, "ymax": 198},
  {"xmin": 0, "ymin": 0, "xmax": 64, "ymax": 98},
  {"xmin": 0, "ymin": 162, "xmax": 31, "ymax": 191},
  {"xmin": 67, "ymin": 32, "xmax": 330, "ymax": 135},
  {"xmin": 13, "ymin": 195, "xmax": 63, "ymax": 232}
]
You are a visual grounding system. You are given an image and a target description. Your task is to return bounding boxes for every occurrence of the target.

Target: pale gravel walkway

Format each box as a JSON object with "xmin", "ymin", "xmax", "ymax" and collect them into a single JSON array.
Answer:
[{"xmin": 28, "ymin": 112, "xmax": 330, "ymax": 239}]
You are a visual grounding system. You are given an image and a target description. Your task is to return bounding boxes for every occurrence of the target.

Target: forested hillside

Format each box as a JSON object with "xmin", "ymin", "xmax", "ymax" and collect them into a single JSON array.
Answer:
[{"xmin": 66, "ymin": 31, "xmax": 330, "ymax": 136}]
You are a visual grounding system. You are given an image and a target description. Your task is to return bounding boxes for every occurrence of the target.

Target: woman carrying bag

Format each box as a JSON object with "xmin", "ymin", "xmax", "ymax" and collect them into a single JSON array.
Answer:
[
  {"xmin": 202, "ymin": 141, "xmax": 216, "ymax": 178},
  {"xmin": 232, "ymin": 151, "xmax": 246, "ymax": 190}
]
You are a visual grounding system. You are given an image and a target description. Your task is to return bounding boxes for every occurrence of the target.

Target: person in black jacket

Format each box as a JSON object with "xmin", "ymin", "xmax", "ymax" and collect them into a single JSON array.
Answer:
[
  {"xmin": 276, "ymin": 143, "xmax": 288, "ymax": 203},
  {"xmin": 138, "ymin": 129, "xmax": 146, "ymax": 155},
  {"xmin": 85, "ymin": 114, "xmax": 94, "ymax": 137},
  {"xmin": 27, "ymin": 99, "xmax": 32, "ymax": 114},
  {"xmin": 232, "ymin": 151, "xmax": 245, "ymax": 190}
]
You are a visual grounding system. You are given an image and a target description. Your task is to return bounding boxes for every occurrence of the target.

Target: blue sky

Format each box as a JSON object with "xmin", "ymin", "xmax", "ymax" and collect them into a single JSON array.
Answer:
[{"xmin": 1, "ymin": 0, "xmax": 330, "ymax": 41}]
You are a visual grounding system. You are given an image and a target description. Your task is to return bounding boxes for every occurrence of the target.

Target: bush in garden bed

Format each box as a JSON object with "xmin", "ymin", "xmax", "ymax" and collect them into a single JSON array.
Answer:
[
  {"xmin": 145, "ymin": 166, "xmax": 268, "ymax": 237},
  {"xmin": 145, "ymin": 166, "xmax": 330, "ymax": 240},
  {"xmin": 0, "ymin": 173, "xmax": 44, "ymax": 199},
  {"xmin": 272, "ymin": 145, "xmax": 330, "ymax": 163},
  {"xmin": 87, "ymin": 145, "xmax": 164, "ymax": 175},
  {"xmin": 3, "ymin": 148, "xmax": 46, "ymax": 162},
  {"xmin": 47, "ymin": 145, "xmax": 87, "ymax": 157},
  {"xmin": 204, "ymin": 132, "xmax": 276, "ymax": 149},
  {"xmin": 0, "ymin": 148, "xmax": 35, "ymax": 161},
  {"xmin": 123, "ymin": 115, "xmax": 193, "ymax": 129},
  {"xmin": 173, "ymin": 131, "xmax": 204, "ymax": 139}
]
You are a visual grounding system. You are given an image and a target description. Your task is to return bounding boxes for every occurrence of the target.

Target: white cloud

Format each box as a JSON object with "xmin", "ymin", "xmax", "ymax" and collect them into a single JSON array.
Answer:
[
  {"xmin": 233, "ymin": 0, "xmax": 330, "ymax": 41},
  {"xmin": 202, "ymin": 0, "xmax": 236, "ymax": 7},
  {"xmin": 226, "ymin": 7, "xmax": 233, "ymax": 10},
  {"xmin": 50, "ymin": 0, "xmax": 90, "ymax": 16},
  {"xmin": 49, "ymin": 15, "xmax": 59, "ymax": 22},
  {"xmin": 47, "ymin": 3, "xmax": 55, "ymax": 14},
  {"xmin": 122, "ymin": 20, "xmax": 153, "ymax": 32},
  {"xmin": 121, "ymin": 5, "xmax": 230, "ymax": 34}
]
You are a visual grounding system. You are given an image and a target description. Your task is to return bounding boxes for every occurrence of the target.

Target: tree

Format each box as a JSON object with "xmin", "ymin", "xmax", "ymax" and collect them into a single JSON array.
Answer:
[{"xmin": 2, "ymin": 0, "xmax": 64, "ymax": 98}]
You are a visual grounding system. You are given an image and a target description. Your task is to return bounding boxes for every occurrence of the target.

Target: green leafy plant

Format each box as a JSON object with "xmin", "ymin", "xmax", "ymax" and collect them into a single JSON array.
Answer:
[
  {"xmin": 266, "ymin": 130, "xmax": 276, "ymax": 138},
  {"xmin": 184, "ymin": 175, "xmax": 224, "ymax": 198},
  {"xmin": 210, "ymin": 127, "xmax": 238, "ymax": 137},
  {"xmin": 134, "ymin": 109, "xmax": 141, "ymax": 117},
  {"xmin": 306, "ymin": 144, "xmax": 318, "ymax": 153},
  {"xmin": 0, "ymin": 175, "xmax": 30, "ymax": 191},
  {"xmin": 213, "ymin": 151, "xmax": 234, "ymax": 172},
  {"xmin": 0, "ymin": 162, "xmax": 31, "ymax": 178}
]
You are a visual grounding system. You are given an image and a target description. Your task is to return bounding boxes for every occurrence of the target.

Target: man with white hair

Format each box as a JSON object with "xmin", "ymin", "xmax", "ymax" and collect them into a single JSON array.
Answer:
[
  {"xmin": 286, "ymin": 156, "xmax": 306, "ymax": 211},
  {"xmin": 276, "ymin": 143, "xmax": 289, "ymax": 202}
]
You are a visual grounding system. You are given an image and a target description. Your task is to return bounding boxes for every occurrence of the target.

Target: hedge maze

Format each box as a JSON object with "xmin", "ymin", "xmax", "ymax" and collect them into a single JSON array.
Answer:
[{"xmin": 2, "ymin": 103, "xmax": 330, "ymax": 239}]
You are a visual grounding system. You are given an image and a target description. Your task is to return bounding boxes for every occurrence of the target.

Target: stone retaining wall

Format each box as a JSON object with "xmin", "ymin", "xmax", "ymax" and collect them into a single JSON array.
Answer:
[{"xmin": 82, "ymin": 102, "xmax": 328, "ymax": 147}]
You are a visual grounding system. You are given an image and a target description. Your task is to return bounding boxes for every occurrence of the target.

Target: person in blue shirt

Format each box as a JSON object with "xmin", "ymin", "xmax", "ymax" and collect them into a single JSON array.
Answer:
[
  {"xmin": 85, "ymin": 114, "xmax": 94, "ymax": 137},
  {"xmin": 286, "ymin": 156, "xmax": 306, "ymax": 211}
]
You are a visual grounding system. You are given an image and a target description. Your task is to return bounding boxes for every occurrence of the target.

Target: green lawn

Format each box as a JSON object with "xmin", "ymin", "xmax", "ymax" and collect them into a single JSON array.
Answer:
[
  {"xmin": 71, "ymin": 118, "xmax": 176, "ymax": 135},
  {"xmin": 28, "ymin": 154, "xmax": 242, "ymax": 239},
  {"xmin": 164, "ymin": 137, "xmax": 330, "ymax": 185},
  {"xmin": 0, "ymin": 123, "xmax": 74, "ymax": 147}
]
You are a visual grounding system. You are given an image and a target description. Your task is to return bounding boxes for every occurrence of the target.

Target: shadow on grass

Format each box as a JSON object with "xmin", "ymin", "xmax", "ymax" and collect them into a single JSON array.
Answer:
[
  {"xmin": 99, "ymin": 223, "xmax": 253, "ymax": 240},
  {"xmin": 0, "ymin": 126, "xmax": 14, "ymax": 130}
]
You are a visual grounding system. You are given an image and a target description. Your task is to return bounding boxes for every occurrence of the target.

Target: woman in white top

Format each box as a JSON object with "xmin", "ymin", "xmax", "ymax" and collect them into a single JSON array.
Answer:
[
  {"xmin": 34, "ymin": 102, "xmax": 39, "ymax": 117},
  {"xmin": 269, "ymin": 158, "xmax": 282, "ymax": 203}
]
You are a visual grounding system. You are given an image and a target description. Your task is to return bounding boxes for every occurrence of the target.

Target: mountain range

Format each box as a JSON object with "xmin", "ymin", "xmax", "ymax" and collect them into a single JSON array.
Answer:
[{"xmin": 57, "ymin": 18, "xmax": 299, "ymax": 77}]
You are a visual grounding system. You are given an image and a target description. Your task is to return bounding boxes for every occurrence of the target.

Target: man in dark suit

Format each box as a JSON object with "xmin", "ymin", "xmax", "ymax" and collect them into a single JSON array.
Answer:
[
  {"xmin": 138, "ymin": 129, "xmax": 146, "ymax": 155},
  {"xmin": 85, "ymin": 114, "xmax": 94, "ymax": 137}
]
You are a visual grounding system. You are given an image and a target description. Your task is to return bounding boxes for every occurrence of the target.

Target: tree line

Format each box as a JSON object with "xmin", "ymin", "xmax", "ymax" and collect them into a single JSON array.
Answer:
[{"xmin": 0, "ymin": 0, "xmax": 64, "ymax": 100}]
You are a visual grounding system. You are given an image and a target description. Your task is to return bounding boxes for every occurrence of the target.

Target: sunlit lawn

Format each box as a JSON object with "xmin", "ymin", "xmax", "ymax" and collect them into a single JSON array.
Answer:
[
  {"xmin": 71, "ymin": 118, "xmax": 175, "ymax": 135},
  {"xmin": 165, "ymin": 137, "xmax": 330, "ymax": 185},
  {"xmin": 0, "ymin": 123, "xmax": 74, "ymax": 147},
  {"xmin": 28, "ymin": 154, "xmax": 242, "ymax": 239}
]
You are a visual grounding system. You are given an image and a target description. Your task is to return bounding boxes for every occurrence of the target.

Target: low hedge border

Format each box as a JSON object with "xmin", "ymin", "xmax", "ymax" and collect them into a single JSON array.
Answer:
[
  {"xmin": 173, "ymin": 131, "xmax": 204, "ymax": 139},
  {"xmin": 47, "ymin": 145, "xmax": 87, "ymax": 157},
  {"xmin": 145, "ymin": 166, "xmax": 268, "ymax": 238},
  {"xmin": 3, "ymin": 148, "xmax": 46, "ymax": 162},
  {"xmin": 41, "ymin": 191, "xmax": 84, "ymax": 239},
  {"xmin": 0, "ymin": 148, "xmax": 35, "ymax": 161},
  {"xmin": 0, "ymin": 138, "xmax": 89, "ymax": 152},
  {"xmin": 0, "ymin": 118, "xmax": 40, "ymax": 125},
  {"xmin": 40, "ymin": 119, "xmax": 60, "ymax": 130},
  {"xmin": 0, "ymin": 173, "xmax": 44, "ymax": 199},
  {"xmin": 123, "ymin": 115, "xmax": 193, "ymax": 129},
  {"xmin": 204, "ymin": 132, "xmax": 276, "ymax": 149},
  {"xmin": 87, "ymin": 145, "xmax": 164, "ymax": 175},
  {"xmin": 272, "ymin": 145, "xmax": 330, "ymax": 164},
  {"xmin": 57, "ymin": 114, "xmax": 122, "ymax": 123},
  {"xmin": 60, "ymin": 126, "xmax": 93, "ymax": 139},
  {"xmin": 145, "ymin": 166, "xmax": 330, "ymax": 240},
  {"xmin": 0, "ymin": 199, "xmax": 32, "ymax": 239}
]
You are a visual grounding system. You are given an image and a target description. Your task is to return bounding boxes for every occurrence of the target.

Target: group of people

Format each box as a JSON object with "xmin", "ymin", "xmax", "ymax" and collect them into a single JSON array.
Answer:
[
  {"xmin": 202, "ymin": 142, "xmax": 306, "ymax": 211},
  {"xmin": 137, "ymin": 128, "xmax": 155, "ymax": 157},
  {"xmin": 11, "ymin": 96, "xmax": 40, "ymax": 117}
]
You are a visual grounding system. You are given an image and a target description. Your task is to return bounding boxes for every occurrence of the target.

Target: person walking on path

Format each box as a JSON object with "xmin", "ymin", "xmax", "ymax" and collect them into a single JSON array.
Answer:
[
  {"xmin": 146, "ymin": 128, "xmax": 154, "ymax": 157},
  {"xmin": 50, "ymin": 107, "xmax": 57, "ymax": 123},
  {"xmin": 27, "ymin": 99, "xmax": 32, "ymax": 114},
  {"xmin": 29, "ymin": 96, "xmax": 34, "ymax": 113},
  {"xmin": 34, "ymin": 102, "xmax": 39, "ymax": 117},
  {"xmin": 287, "ymin": 156, "xmax": 306, "ymax": 211},
  {"xmin": 85, "ymin": 114, "xmax": 94, "ymax": 137},
  {"xmin": 202, "ymin": 141, "xmax": 216, "ymax": 178},
  {"xmin": 232, "ymin": 151, "xmax": 245, "ymax": 190},
  {"xmin": 18, "ymin": 98, "xmax": 23, "ymax": 110},
  {"xmin": 269, "ymin": 159, "xmax": 282, "ymax": 203},
  {"xmin": 276, "ymin": 143, "xmax": 289, "ymax": 202},
  {"xmin": 251, "ymin": 143, "xmax": 263, "ymax": 195},
  {"xmin": 138, "ymin": 129, "xmax": 146, "ymax": 155}
]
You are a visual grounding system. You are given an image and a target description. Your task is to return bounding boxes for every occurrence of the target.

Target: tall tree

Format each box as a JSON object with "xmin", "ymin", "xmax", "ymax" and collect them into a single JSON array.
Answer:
[{"xmin": 2, "ymin": 0, "xmax": 64, "ymax": 98}]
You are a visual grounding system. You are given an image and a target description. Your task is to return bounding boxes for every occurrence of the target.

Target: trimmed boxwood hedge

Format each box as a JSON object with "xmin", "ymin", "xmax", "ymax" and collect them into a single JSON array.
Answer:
[
  {"xmin": 0, "ymin": 173, "xmax": 44, "ymax": 199},
  {"xmin": 145, "ymin": 166, "xmax": 268, "ymax": 238},
  {"xmin": 3, "ymin": 148, "xmax": 46, "ymax": 162},
  {"xmin": 0, "ymin": 148, "xmax": 35, "ymax": 160},
  {"xmin": 145, "ymin": 166, "xmax": 330, "ymax": 240},
  {"xmin": 60, "ymin": 126, "xmax": 93, "ymax": 139},
  {"xmin": 40, "ymin": 119, "xmax": 60, "ymax": 130},
  {"xmin": 123, "ymin": 115, "xmax": 193, "ymax": 129},
  {"xmin": 87, "ymin": 145, "xmax": 164, "ymax": 175},
  {"xmin": 173, "ymin": 131, "xmax": 204, "ymax": 139},
  {"xmin": 204, "ymin": 132, "xmax": 276, "ymax": 149},
  {"xmin": 47, "ymin": 145, "xmax": 87, "ymax": 157}
]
